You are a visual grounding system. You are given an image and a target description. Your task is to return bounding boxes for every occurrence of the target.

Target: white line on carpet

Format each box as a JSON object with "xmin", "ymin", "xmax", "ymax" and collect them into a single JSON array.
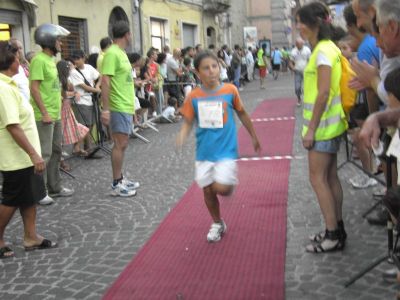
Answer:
[
  {"xmin": 251, "ymin": 117, "xmax": 295, "ymax": 122},
  {"xmin": 237, "ymin": 155, "xmax": 303, "ymax": 162}
]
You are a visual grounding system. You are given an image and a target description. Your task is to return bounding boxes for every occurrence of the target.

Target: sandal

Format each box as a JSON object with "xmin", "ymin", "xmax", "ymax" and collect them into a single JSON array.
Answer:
[
  {"xmin": 309, "ymin": 231, "xmax": 325, "ymax": 243},
  {"xmin": 24, "ymin": 239, "xmax": 57, "ymax": 251},
  {"xmin": 310, "ymin": 222, "xmax": 347, "ymax": 244},
  {"xmin": 0, "ymin": 246, "xmax": 14, "ymax": 259},
  {"xmin": 306, "ymin": 229, "xmax": 341, "ymax": 253},
  {"xmin": 72, "ymin": 149, "xmax": 88, "ymax": 157}
]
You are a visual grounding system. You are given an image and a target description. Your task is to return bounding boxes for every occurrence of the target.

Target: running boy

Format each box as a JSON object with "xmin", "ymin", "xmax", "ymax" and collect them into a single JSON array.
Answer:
[{"xmin": 176, "ymin": 51, "xmax": 261, "ymax": 243}]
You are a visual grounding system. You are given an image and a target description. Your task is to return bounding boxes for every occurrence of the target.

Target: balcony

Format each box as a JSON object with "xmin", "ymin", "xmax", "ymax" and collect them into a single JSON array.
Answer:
[{"xmin": 203, "ymin": 0, "xmax": 230, "ymax": 13}]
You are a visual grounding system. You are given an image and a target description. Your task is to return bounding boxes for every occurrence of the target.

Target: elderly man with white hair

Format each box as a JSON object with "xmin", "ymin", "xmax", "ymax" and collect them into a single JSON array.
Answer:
[
  {"xmin": 351, "ymin": 0, "xmax": 400, "ymax": 105},
  {"xmin": 289, "ymin": 37, "xmax": 311, "ymax": 106},
  {"xmin": 360, "ymin": 0, "xmax": 400, "ymax": 149},
  {"xmin": 358, "ymin": 0, "xmax": 400, "ymax": 283}
]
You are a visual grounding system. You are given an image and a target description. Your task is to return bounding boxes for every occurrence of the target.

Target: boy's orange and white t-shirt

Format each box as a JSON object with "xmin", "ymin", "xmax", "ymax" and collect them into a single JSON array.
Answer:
[{"xmin": 180, "ymin": 83, "xmax": 244, "ymax": 162}]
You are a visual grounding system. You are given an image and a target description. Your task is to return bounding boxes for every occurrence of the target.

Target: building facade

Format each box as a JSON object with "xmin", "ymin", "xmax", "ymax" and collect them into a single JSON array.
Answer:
[
  {"xmin": 0, "ymin": 0, "xmax": 139, "ymax": 56},
  {"xmin": 0, "ymin": 0, "xmax": 233, "ymax": 57},
  {"xmin": 246, "ymin": 0, "xmax": 294, "ymax": 49},
  {"xmin": 141, "ymin": 0, "xmax": 203, "ymax": 51}
]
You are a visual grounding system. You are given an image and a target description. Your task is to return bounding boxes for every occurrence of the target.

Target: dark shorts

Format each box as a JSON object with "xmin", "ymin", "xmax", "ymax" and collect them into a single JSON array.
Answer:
[
  {"xmin": 272, "ymin": 64, "xmax": 281, "ymax": 71},
  {"xmin": 138, "ymin": 97, "xmax": 151, "ymax": 109},
  {"xmin": 311, "ymin": 135, "xmax": 343, "ymax": 154},
  {"xmin": 73, "ymin": 104, "xmax": 94, "ymax": 127},
  {"xmin": 349, "ymin": 91, "xmax": 369, "ymax": 129},
  {"xmin": 1, "ymin": 166, "xmax": 46, "ymax": 207}
]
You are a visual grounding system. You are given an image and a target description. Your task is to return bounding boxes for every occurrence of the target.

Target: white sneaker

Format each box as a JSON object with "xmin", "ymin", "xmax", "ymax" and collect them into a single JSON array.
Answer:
[
  {"xmin": 111, "ymin": 182, "xmax": 137, "ymax": 197},
  {"xmin": 49, "ymin": 187, "xmax": 74, "ymax": 198},
  {"xmin": 38, "ymin": 195, "xmax": 55, "ymax": 205},
  {"xmin": 152, "ymin": 111, "xmax": 157, "ymax": 118},
  {"xmin": 207, "ymin": 220, "xmax": 227, "ymax": 243},
  {"xmin": 349, "ymin": 174, "xmax": 377, "ymax": 189},
  {"xmin": 121, "ymin": 178, "xmax": 140, "ymax": 191}
]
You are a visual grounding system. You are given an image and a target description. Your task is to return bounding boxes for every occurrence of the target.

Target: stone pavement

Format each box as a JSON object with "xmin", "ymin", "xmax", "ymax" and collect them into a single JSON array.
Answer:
[{"xmin": 0, "ymin": 73, "xmax": 398, "ymax": 299}]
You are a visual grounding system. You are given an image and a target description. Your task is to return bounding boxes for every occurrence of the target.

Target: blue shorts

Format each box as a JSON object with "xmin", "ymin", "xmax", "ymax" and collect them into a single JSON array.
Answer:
[
  {"xmin": 311, "ymin": 135, "xmax": 342, "ymax": 154},
  {"xmin": 110, "ymin": 111, "xmax": 133, "ymax": 135}
]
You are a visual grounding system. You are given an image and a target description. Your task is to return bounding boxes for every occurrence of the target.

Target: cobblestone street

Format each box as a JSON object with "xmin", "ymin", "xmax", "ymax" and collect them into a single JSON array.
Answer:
[{"xmin": 0, "ymin": 74, "xmax": 398, "ymax": 299}]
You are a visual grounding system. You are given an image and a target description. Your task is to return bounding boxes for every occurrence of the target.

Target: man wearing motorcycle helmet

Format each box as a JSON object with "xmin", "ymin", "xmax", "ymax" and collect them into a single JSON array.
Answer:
[{"xmin": 29, "ymin": 24, "xmax": 74, "ymax": 205}]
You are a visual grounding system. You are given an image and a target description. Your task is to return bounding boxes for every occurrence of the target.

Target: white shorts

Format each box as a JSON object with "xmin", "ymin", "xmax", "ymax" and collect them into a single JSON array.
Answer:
[{"xmin": 195, "ymin": 160, "xmax": 238, "ymax": 188}]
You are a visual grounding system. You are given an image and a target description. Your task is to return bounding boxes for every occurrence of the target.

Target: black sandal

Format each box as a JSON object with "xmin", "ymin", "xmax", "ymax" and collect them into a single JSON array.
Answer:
[
  {"xmin": 310, "ymin": 221, "xmax": 347, "ymax": 244},
  {"xmin": 24, "ymin": 239, "xmax": 57, "ymax": 251},
  {"xmin": 306, "ymin": 229, "xmax": 341, "ymax": 253},
  {"xmin": 0, "ymin": 246, "xmax": 14, "ymax": 259},
  {"xmin": 309, "ymin": 231, "xmax": 325, "ymax": 242}
]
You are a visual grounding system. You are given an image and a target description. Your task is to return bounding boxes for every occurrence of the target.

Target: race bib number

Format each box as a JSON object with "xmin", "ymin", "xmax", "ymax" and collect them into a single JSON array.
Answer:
[{"xmin": 198, "ymin": 101, "xmax": 223, "ymax": 128}]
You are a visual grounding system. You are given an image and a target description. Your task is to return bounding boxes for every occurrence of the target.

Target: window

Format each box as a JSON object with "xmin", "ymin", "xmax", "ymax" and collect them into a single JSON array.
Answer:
[
  {"xmin": 150, "ymin": 18, "xmax": 166, "ymax": 51},
  {"xmin": 0, "ymin": 23, "xmax": 11, "ymax": 40},
  {"xmin": 58, "ymin": 16, "xmax": 88, "ymax": 59}
]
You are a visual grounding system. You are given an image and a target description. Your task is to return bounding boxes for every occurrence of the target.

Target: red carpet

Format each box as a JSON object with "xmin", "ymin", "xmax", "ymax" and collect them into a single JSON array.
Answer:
[
  {"xmin": 104, "ymin": 98, "xmax": 297, "ymax": 300},
  {"xmin": 250, "ymin": 98, "xmax": 296, "ymax": 119},
  {"xmin": 239, "ymin": 98, "xmax": 296, "ymax": 157}
]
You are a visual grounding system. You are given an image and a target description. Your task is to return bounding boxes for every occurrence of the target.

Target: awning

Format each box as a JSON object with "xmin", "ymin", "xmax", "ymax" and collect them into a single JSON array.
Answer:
[{"xmin": 20, "ymin": 0, "xmax": 38, "ymax": 27}]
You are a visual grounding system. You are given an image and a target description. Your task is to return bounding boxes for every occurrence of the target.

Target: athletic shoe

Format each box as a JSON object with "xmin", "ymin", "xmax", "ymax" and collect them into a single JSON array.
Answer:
[
  {"xmin": 121, "ymin": 178, "xmax": 140, "ymax": 191},
  {"xmin": 111, "ymin": 182, "xmax": 137, "ymax": 197},
  {"xmin": 207, "ymin": 220, "xmax": 227, "ymax": 243},
  {"xmin": 49, "ymin": 187, "xmax": 74, "ymax": 198},
  {"xmin": 152, "ymin": 111, "xmax": 157, "ymax": 118},
  {"xmin": 349, "ymin": 174, "xmax": 377, "ymax": 189},
  {"xmin": 38, "ymin": 195, "xmax": 55, "ymax": 205}
]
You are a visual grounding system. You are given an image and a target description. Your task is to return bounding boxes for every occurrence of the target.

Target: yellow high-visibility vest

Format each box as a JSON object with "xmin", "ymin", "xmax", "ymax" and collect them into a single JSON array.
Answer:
[
  {"xmin": 257, "ymin": 49, "xmax": 265, "ymax": 67},
  {"xmin": 302, "ymin": 40, "xmax": 347, "ymax": 141}
]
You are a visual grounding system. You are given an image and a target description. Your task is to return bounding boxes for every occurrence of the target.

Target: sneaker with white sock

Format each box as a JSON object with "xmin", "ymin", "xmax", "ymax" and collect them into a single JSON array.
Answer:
[
  {"xmin": 207, "ymin": 220, "xmax": 227, "ymax": 243},
  {"xmin": 349, "ymin": 174, "xmax": 377, "ymax": 189},
  {"xmin": 38, "ymin": 195, "xmax": 55, "ymax": 205},
  {"xmin": 111, "ymin": 182, "xmax": 137, "ymax": 197},
  {"xmin": 121, "ymin": 178, "xmax": 140, "ymax": 191}
]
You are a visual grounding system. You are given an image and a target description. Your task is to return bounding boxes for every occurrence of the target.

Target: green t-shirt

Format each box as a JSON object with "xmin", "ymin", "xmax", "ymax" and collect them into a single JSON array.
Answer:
[
  {"xmin": 101, "ymin": 44, "xmax": 134, "ymax": 113},
  {"xmin": 0, "ymin": 73, "xmax": 41, "ymax": 171},
  {"xmin": 29, "ymin": 52, "xmax": 61, "ymax": 121}
]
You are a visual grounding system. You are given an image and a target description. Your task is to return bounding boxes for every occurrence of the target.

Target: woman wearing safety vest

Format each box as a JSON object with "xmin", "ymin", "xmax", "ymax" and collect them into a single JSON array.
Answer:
[{"xmin": 296, "ymin": 2, "xmax": 348, "ymax": 253}]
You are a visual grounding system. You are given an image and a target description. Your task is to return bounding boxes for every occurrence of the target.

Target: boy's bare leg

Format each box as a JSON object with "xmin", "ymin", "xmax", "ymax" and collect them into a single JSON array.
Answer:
[
  {"xmin": 211, "ymin": 182, "xmax": 234, "ymax": 197},
  {"xmin": 203, "ymin": 185, "xmax": 221, "ymax": 223},
  {"xmin": 203, "ymin": 183, "xmax": 234, "ymax": 223}
]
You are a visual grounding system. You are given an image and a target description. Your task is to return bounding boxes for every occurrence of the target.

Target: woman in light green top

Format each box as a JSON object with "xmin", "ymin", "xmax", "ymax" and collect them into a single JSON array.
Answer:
[{"xmin": 0, "ymin": 41, "xmax": 57, "ymax": 259}]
